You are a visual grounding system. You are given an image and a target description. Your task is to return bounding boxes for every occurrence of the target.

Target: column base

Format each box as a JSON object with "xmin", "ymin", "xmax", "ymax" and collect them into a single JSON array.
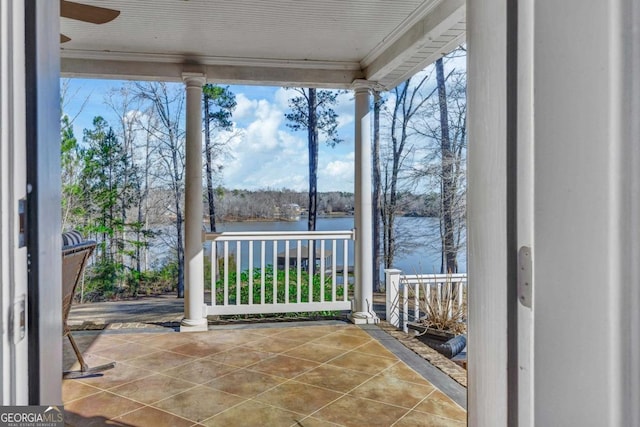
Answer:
[
  {"xmin": 179, "ymin": 318, "xmax": 208, "ymax": 332},
  {"xmin": 349, "ymin": 312, "xmax": 380, "ymax": 325}
]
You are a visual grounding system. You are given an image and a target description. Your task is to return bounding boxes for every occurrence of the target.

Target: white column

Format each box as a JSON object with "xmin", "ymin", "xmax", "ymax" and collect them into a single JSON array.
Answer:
[
  {"xmin": 180, "ymin": 73, "xmax": 207, "ymax": 332},
  {"xmin": 350, "ymin": 81, "xmax": 379, "ymax": 324}
]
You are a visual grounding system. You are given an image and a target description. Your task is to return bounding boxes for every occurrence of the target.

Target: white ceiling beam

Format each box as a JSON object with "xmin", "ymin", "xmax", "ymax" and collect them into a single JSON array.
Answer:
[
  {"xmin": 363, "ymin": 0, "xmax": 465, "ymax": 88},
  {"xmin": 60, "ymin": 58, "xmax": 363, "ymax": 88}
]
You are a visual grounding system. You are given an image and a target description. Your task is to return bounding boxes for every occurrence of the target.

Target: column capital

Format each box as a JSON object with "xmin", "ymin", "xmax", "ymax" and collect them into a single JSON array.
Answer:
[
  {"xmin": 182, "ymin": 72, "xmax": 206, "ymax": 87},
  {"xmin": 351, "ymin": 79, "xmax": 385, "ymax": 93}
]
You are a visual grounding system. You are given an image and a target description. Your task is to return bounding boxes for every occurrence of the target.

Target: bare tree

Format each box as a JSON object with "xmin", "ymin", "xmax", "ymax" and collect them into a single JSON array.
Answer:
[
  {"xmin": 134, "ymin": 82, "xmax": 187, "ymax": 297},
  {"xmin": 372, "ymin": 91, "xmax": 383, "ymax": 290},
  {"xmin": 381, "ymin": 72, "xmax": 437, "ymax": 269},
  {"xmin": 412, "ymin": 53, "xmax": 467, "ymax": 273}
]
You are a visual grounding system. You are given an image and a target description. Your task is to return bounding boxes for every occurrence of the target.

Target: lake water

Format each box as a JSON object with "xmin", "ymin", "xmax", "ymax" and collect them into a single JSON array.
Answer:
[{"xmin": 214, "ymin": 216, "xmax": 467, "ymax": 276}]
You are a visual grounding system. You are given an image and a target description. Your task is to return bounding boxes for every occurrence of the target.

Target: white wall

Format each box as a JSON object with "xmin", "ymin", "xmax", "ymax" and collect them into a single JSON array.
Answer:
[
  {"xmin": 533, "ymin": 0, "xmax": 639, "ymax": 425},
  {"xmin": 469, "ymin": 0, "xmax": 640, "ymax": 425}
]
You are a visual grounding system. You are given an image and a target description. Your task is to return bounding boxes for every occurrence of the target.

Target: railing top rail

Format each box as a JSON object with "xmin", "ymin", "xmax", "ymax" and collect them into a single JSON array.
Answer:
[
  {"xmin": 400, "ymin": 274, "xmax": 467, "ymax": 283},
  {"xmin": 204, "ymin": 229, "xmax": 355, "ymax": 242},
  {"xmin": 400, "ymin": 273, "xmax": 467, "ymax": 278}
]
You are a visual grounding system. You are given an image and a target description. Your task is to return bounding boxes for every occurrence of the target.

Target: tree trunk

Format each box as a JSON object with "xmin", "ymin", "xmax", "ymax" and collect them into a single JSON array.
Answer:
[
  {"xmin": 203, "ymin": 94, "xmax": 217, "ymax": 232},
  {"xmin": 307, "ymin": 88, "xmax": 318, "ymax": 233},
  {"xmin": 372, "ymin": 91, "xmax": 382, "ymax": 290},
  {"xmin": 436, "ymin": 58, "xmax": 457, "ymax": 274}
]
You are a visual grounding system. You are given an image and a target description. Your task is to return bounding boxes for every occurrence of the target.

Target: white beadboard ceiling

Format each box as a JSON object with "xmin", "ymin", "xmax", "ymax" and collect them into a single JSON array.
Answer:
[{"xmin": 60, "ymin": 0, "xmax": 465, "ymax": 89}]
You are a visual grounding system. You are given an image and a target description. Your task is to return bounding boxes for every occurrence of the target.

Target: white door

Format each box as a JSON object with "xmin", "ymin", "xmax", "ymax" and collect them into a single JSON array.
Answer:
[{"xmin": 1, "ymin": 0, "xmax": 30, "ymax": 405}]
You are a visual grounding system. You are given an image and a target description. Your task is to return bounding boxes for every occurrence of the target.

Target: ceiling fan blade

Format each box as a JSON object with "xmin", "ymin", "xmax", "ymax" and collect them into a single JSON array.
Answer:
[
  {"xmin": 60, "ymin": 0, "xmax": 120, "ymax": 24},
  {"xmin": 60, "ymin": 34, "xmax": 71, "ymax": 43}
]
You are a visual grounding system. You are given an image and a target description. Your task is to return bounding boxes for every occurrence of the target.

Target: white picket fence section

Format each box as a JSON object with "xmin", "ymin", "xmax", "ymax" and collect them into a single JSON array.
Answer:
[
  {"xmin": 203, "ymin": 230, "xmax": 355, "ymax": 316},
  {"xmin": 385, "ymin": 269, "xmax": 467, "ymax": 333}
]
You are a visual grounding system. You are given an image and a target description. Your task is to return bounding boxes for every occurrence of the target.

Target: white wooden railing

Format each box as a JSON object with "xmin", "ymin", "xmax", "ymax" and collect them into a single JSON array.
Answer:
[
  {"xmin": 204, "ymin": 230, "xmax": 355, "ymax": 316},
  {"xmin": 385, "ymin": 269, "xmax": 467, "ymax": 333}
]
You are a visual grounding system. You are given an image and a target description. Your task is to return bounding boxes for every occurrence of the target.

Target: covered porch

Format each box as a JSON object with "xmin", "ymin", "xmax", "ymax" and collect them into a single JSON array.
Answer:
[
  {"xmin": 63, "ymin": 321, "xmax": 466, "ymax": 426},
  {"xmin": 57, "ymin": 0, "xmax": 466, "ymax": 332}
]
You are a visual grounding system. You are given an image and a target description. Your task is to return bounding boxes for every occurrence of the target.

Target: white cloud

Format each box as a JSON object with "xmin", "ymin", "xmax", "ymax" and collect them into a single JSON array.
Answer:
[
  {"xmin": 221, "ymin": 91, "xmax": 355, "ymax": 192},
  {"xmin": 234, "ymin": 93, "xmax": 258, "ymax": 119},
  {"xmin": 318, "ymin": 154, "xmax": 354, "ymax": 192}
]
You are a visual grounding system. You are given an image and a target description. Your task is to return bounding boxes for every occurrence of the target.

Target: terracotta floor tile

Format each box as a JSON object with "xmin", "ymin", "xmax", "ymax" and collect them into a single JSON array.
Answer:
[
  {"xmin": 76, "ymin": 362, "xmax": 153, "ymax": 390},
  {"xmin": 255, "ymin": 381, "xmax": 342, "ymax": 415},
  {"xmin": 310, "ymin": 333, "xmax": 372, "ymax": 351},
  {"xmin": 194, "ymin": 330, "xmax": 265, "ymax": 346},
  {"xmin": 64, "ymin": 351, "xmax": 115, "ymax": 373},
  {"xmin": 393, "ymin": 410, "xmax": 466, "ymax": 427},
  {"xmin": 283, "ymin": 343, "xmax": 347, "ymax": 363},
  {"xmin": 330, "ymin": 327, "xmax": 373, "ymax": 338},
  {"xmin": 277, "ymin": 326, "xmax": 337, "ymax": 342},
  {"xmin": 312, "ymin": 395, "xmax": 409, "ymax": 427},
  {"xmin": 167, "ymin": 340, "xmax": 237, "ymax": 358},
  {"xmin": 413, "ymin": 390, "xmax": 466, "ymax": 421},
  {"xmin": 246, "ymin": 327, "xmax": 290, "ymax": 337},
  {"xmin": 294, "ymin": 365, "xmax": 373, "ymax": 393},
  {"xmin": 207, "ymin": 347, "xmax": 275, "ymax": 367},
  {"xmin": 114, "ymin": 406, "xmax": 194, "ymax": 427},
  {"xmin": 91, "ymin": 342, "xmax": 157, "ymax": 361},
  {"xmin": 62, "ymin": 381, "xmax": 101, "ymax": 403},
  {"xmin": 124, "ymin": 349, "xmax": 196, "ymax": 372},
  {"xmin": 326, "ymin": 350, "xmax": 397, "ymax": 375},
  {"xmin": 349, "ymin": 374, "xmax": 435, "ymax": 408},
  {"xmin": 65, "ymin": 334, "xmax": 127, "ymax": 355},
  {"xmin": 203, "ymin": 400, "xmax": 303, "ymax": 427},
  {"xmin": 352, "ymin": 340, "xmax": 397, "ymax": 359},
  {"xmin": 64, "ymin": 391, "xmax": 143, "ymax": 425},
  {"xmin": 378, "ymin": 362, "xmax": 434, "ymax": 386},
  {"xmin": 242, "ymin": 336, "xmax": 305, "ymax": 353},
  {"xmin": 206, "ymin": 369, "xmax": 285, "ymax": 397},
  {"xmin": 163, "ymin": 358, "xmax": 238, "ymax": 384},
  {"xmin": 152, "ymin": 385, "xmax": 244, "ymax": 423},
  {"xmin": 249, "ymin": 354, "xmax": 320, "ymax": 379},
  {"xmin": 136, "ymin": 332, "xmax": 197, "ymax": 348},
  {"xmin": 110, "ymin": 373, "xmax": 197, "ymax": 404},
  {"xmin": 295, "ymin": 416, "xmax": 345, "ymax": 427}
]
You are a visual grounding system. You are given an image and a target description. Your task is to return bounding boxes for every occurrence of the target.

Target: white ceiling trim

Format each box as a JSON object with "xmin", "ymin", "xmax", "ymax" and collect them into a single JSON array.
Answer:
[
  {"xmin": 363, "ymin": 0, "xmax": 465, "ymax": 86},
  {"xmin": 360, "ymin": 0, "xmax": 441, "ymax": 68},
  {"xmin": 60, "ymin": 49, "xmax": 362, "ymax": 71},
  {"xmin": 60, "ymin": 58, "xmax": 363, "ymax": 88}
]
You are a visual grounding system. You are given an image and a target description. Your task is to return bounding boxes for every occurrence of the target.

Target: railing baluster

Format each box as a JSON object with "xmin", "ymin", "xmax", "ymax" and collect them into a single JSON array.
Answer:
[
  {"xmin": 261, "ymin": 241, "xmax": 266, "ymax": 304},
  {"xmin": 248, "ymin": 241, "xmax": 253, "ymax": 305},
  {"xmin": 223, "ymin": 241, "xmax": 229, "ymax": 305},
  {"xmin": 320, "ymin": 240, "xmax": 325, "ymax": 303},
  {"xmin": 296, "ymin": 241, "xmax": 302, "ymax": 303},
  {"xmin": 343, "ymin": 239, "xmax": 348, "ymax": 301},
  {"xmin": 308, "ymin": 239, "xmax": 314, "ymax": 303},
  {"xmin": 414, "ymin": 281, "xmax": 420, "ymax": 321},
  {"xmin": 284, "ymin": 240, "xmax": 290, "ymax": 304},
  {"xmin": 236, "ymin": 241, "xmax": 241, "ymax": 305},
  {"xmin": 402, "ymin": 280, "xmax": 409, "ymax": 333},
  {"xmin": 272, "ymin": 241, "xmax": 277, "ymax": 303},
  {"xmin": 331, "ymin": 240, "xmax": 337, "ymax": 302},
  {"xmin": 211, "ymin": 240, "xmax": 217, "ymax": 306}
]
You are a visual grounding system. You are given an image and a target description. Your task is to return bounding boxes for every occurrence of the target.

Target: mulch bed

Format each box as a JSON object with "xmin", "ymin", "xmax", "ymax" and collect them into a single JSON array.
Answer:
[{"xmin": 378, "ymin": 321, "xmax": 467, "ymax": 388}]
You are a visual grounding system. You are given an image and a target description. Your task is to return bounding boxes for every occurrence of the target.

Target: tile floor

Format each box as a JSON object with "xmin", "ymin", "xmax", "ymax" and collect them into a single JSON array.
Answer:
[{"xmin": 63, "ymin": 323, "xmax": 466, "ymax": 426}]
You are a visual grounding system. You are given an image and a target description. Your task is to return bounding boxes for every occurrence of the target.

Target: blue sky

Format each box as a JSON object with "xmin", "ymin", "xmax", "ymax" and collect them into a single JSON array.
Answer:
[{"xmin": 62, "ymin": 79, "xmax": 356, "ymax": 192}]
